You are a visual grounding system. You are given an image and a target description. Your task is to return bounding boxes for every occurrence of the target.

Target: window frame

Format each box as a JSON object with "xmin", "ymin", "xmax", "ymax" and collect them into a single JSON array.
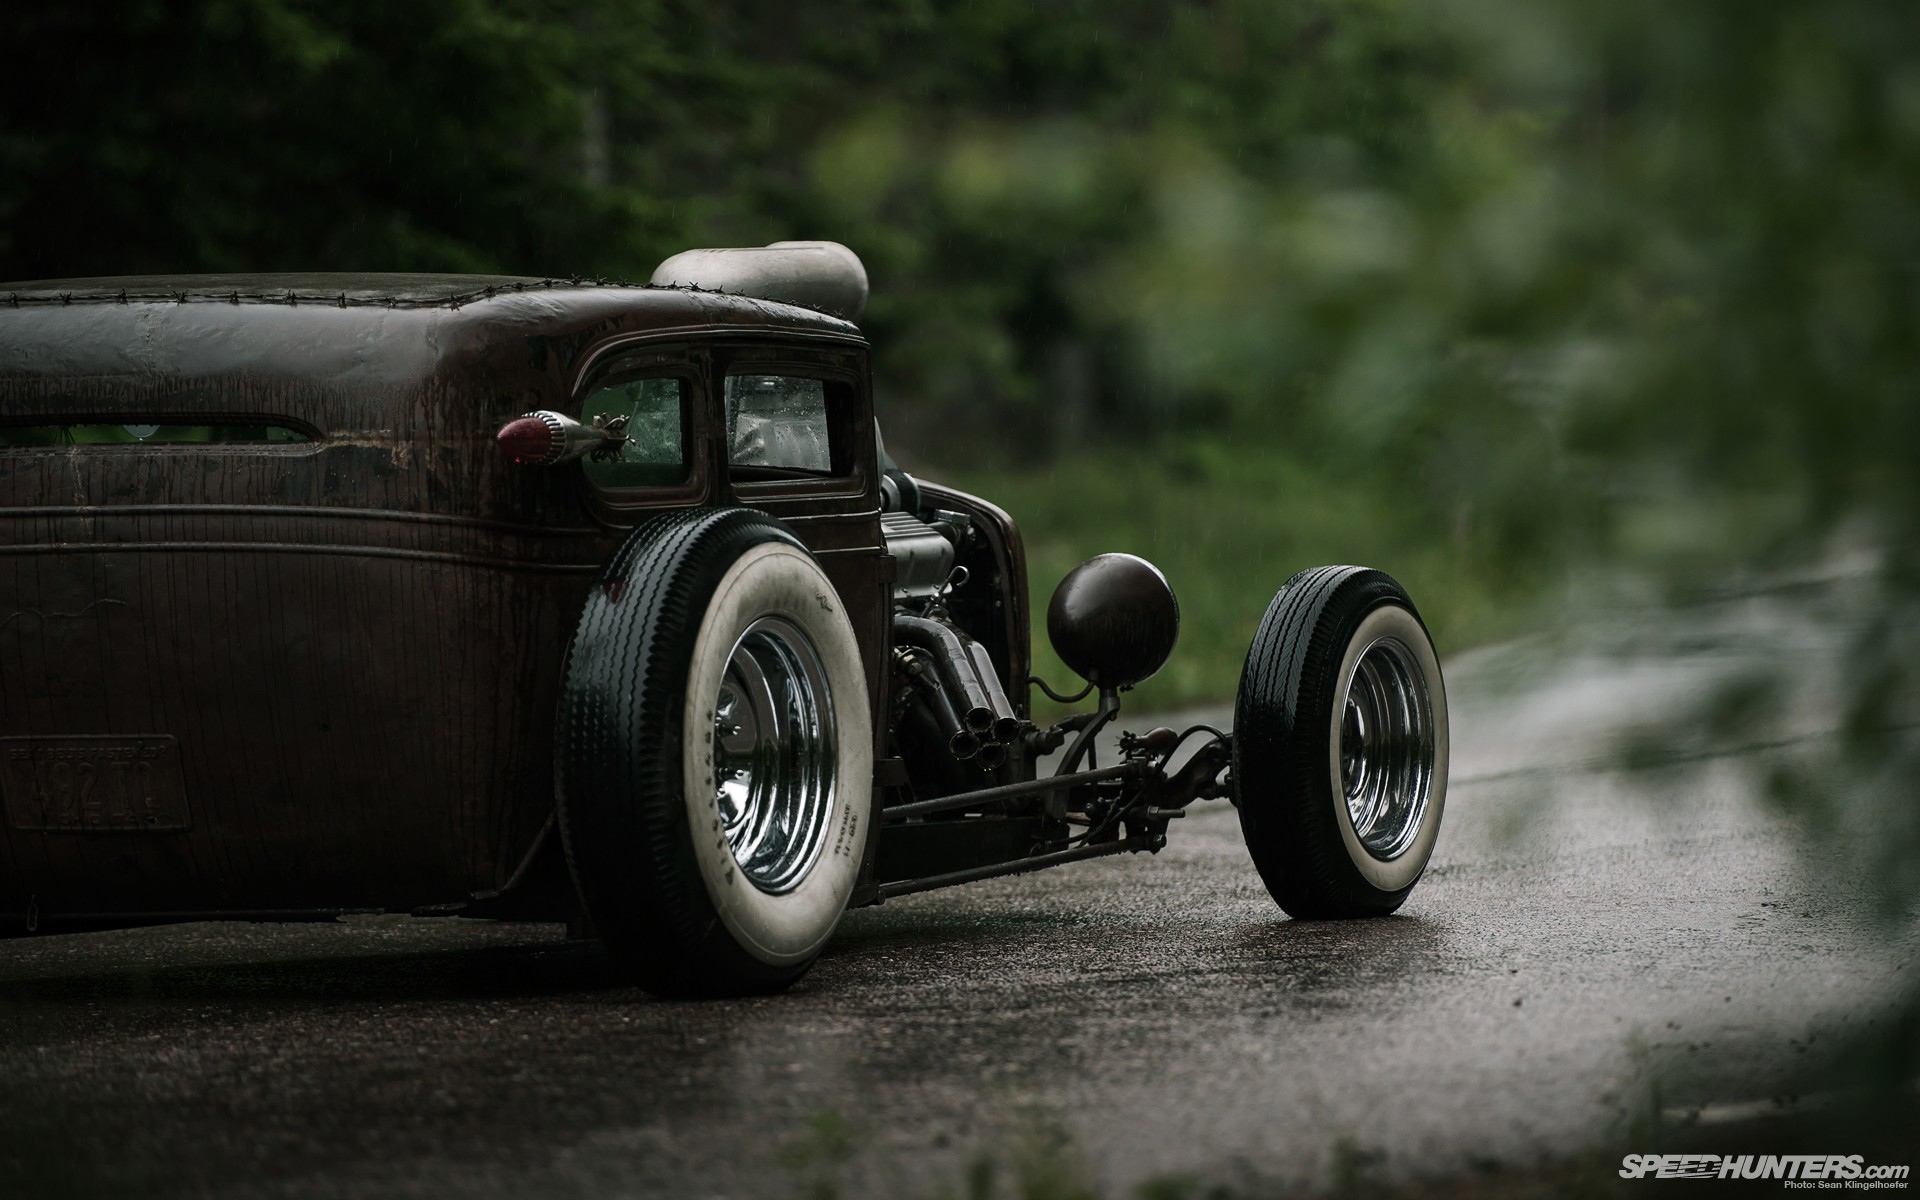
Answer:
[
  {"xmin": 715, "ymin": 343, "xmax": 875, "ymax": 512},
  {"xmin": 566, "ymin": 340, "xmax": 711, "ymax": 518}
]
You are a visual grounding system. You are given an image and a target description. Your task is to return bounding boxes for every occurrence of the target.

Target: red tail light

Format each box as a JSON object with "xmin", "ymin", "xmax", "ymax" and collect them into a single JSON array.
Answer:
[
  {"xmin": 496, "ymin": 413, "xmax": 564, "ymax": 465},
  {"xmin": 497, "ymin": 409, "xmax": 626, "ymax": 467}
]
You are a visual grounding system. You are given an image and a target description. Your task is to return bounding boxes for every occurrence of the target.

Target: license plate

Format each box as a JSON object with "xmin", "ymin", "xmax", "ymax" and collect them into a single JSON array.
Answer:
[{"xmin": 1, "ymin": 735, "xmax": 192, "ymax": 832}]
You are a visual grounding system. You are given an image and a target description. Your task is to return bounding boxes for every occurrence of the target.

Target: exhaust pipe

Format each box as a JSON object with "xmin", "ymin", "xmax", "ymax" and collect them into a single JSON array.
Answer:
[
  {"xmin": 894, "ymin": 615, "xmax": 997, "ymax": 737},
  {"xmin": 966, "ymin": 640, "xmax": 1023, "ymax": 745},
  {"xmin": 895, "ymin": 648, "xmax": 979, "ymax": 761}
]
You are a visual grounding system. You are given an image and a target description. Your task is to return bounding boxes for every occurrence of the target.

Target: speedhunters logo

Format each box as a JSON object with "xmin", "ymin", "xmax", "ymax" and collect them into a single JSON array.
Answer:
[{"xmin": 1621, "ymin": 1154, "xmax": 1910, "ymax": 1186}]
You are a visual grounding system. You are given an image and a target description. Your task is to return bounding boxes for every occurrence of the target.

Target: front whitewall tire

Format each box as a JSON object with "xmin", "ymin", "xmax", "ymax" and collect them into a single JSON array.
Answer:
[
  {"xmin": 1233, "ymin": 565, "xmax": 1450, "ymax": 918},
  {"xmin": 1325, "ymin": 603, "xmax": 1448, "ymax": 893}
]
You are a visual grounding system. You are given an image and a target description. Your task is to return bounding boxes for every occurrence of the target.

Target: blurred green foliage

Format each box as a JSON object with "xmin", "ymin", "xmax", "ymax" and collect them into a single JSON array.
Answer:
[
  {"xmin": 0, "ymin": 0, "xmax": 1543, "ymax": 704},
  {"xmin": 3, "ymin": 0, "xmax": 1913, "ymax": 916}
]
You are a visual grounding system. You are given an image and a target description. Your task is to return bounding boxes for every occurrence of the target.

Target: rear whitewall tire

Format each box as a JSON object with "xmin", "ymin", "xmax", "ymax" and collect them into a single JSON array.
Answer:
[
  {"xmin": 556, "ymin": 508, "xmax": 872, "ymax": 997},
  {"xmin": 679, "ymin": 541, "xmax": 871, "ymax": 967}
]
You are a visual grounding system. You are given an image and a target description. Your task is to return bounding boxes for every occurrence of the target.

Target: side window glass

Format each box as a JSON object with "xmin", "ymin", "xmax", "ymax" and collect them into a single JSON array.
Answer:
[
  {"xmin": 578, "ymin": 376, "xmax": 688, "ymax": 488},
  {"xmin": 725, "ymin": 374, "xmax": 833, "ymax": 474}
]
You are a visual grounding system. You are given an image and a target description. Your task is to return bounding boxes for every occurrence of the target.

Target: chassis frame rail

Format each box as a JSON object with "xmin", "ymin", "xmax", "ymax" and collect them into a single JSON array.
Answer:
[
  {"xmin": 881, "ymin": 761, "xmax": 1149, "ymax": 821},
  {"xmin": 876, "ymin": 833, "xmax": 1161, "ymax": 900}
]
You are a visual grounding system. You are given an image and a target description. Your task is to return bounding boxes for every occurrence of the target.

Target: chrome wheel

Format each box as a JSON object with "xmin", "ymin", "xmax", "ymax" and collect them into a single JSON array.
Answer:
[
  {"xmin": 1339, "ymin": 634, "xmax": 1436, "ymax": 861},
  {"xmin": 712, "ymin": 615, "xmax": 838, "ymax": 893}
]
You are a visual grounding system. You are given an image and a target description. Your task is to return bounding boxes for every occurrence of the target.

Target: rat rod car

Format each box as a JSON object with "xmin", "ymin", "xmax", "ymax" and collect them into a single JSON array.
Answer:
[{"xmin": 0, "ymin": 242, "xmax": 1447, "ymax": 996}]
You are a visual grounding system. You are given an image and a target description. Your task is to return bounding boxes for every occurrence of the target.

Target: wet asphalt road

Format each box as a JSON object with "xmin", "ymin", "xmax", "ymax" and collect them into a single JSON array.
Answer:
[{"xmin": 1, "ymin": 576, "xmax": 1913, "ymax": 1199}]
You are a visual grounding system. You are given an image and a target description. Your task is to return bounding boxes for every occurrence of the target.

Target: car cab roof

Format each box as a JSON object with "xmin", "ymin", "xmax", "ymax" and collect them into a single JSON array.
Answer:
[
  {"xmin": 2, "ymin": 271, "xmax": 864, "ymax": 316},
  {"xmin": 4, "ymin": 273, "xmax": 552, "ymax": 307},
  {"xmin": 0, "ymin": 272, "xmax": 864, "ymax": 398}
]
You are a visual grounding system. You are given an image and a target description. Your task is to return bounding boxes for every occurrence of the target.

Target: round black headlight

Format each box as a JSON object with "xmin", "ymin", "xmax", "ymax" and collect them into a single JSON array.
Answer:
[{"xmin": 1046, "ymin": 553, "xmax": 1180, "ymax": 688}]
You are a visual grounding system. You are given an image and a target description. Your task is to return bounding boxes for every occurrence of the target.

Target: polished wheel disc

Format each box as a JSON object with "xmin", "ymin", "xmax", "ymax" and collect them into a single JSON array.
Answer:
[
  {"xmin": 1338, "ymin": 634, "xmax": 1436, "ymax": 861},
  {"xmin": 712, "ymin": 616, "xmax": 837, "ymax": 893}
]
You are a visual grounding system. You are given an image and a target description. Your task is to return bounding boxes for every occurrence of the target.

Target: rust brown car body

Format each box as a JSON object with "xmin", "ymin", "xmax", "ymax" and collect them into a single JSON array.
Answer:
[
  {"xmin": 0, "ymin": 273, "xmax": 1028, "ymax": 930},
  {"xmin": 1, "ymin": 258, "xmax": 1448, "ymax": 993}
]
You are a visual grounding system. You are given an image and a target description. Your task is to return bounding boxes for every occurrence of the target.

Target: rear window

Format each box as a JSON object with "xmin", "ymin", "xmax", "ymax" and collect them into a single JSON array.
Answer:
[
  {"xmin": 0, "ymin": 422, "xmax": 312, "ymax": 446},
  {"xmin": 577, "ymin": 376, "xmax": 690, "ymax": 489}
]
